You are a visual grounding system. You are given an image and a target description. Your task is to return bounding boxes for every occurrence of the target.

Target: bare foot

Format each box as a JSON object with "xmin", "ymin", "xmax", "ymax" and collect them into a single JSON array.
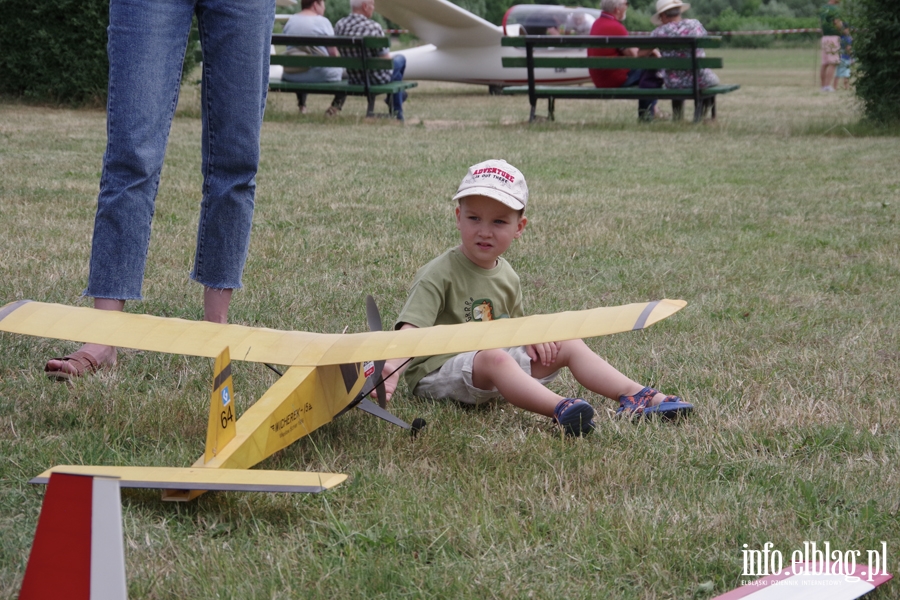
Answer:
[
  {"xmin": 649, "ymin": 392, "xmax": 669, "ymax": 407},
  {"xmin": 45, "ymin": 343, "xmax": 117, "ymax": 381}
]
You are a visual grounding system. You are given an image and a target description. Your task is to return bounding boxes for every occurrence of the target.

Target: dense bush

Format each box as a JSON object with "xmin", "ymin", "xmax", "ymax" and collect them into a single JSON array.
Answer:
[
  {"xmin": 0, "ymin": 0, "xmax": 200, "ymax": 105},
  {"xmin": 624, "ymin": 10, "xmax": 656, "ymax": 34},
  {"xmin": 0, "ymin": 0, "xmax": 109, "ymax": 104},
  {"xmin": 847, "ymin": 0, "xmax": 900, "ymax": 124}
]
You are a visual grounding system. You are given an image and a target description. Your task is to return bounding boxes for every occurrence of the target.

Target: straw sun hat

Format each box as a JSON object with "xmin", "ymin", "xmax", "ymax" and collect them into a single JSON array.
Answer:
[{"xmin": 651, "ymin": 0, "xmax": 691, "ymax": 26}]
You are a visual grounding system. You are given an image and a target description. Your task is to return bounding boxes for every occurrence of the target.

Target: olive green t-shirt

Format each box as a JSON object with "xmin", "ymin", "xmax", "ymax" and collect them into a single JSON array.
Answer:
[{"xmin": 395, "ymin": 247, "xmax": 525, "ymax": 392}]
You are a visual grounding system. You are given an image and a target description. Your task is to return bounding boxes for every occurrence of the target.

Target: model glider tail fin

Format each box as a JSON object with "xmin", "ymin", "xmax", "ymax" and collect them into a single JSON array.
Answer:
[
  {"xmin": 204, "ymin": 347, "xmax": 237, "ymax": 464},
  {"xmin": 378, "ymin": 0, "xmax": 501, "ymax": 48},
  {"xmin": 19, "ymin": 472, "xmax": 127, "ymax": 600}
]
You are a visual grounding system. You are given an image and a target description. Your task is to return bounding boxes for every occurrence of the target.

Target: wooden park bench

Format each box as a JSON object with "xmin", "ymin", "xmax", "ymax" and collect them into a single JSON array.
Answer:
[
  {"xmin": 500, "ymin": 35, "xmax": 739, "ymax": 122},
  {"xmin": 269, "ymin": 34, "xmax": 417, "ymax": 118}
]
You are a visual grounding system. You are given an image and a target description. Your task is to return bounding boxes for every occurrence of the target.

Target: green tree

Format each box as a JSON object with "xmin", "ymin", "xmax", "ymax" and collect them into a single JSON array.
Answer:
[
  {"xmin": 0, "ymin": 0, "xmax": 200, "ymax": 104},
  {"xmin": 848, "ymin": 0, "xmax": 900, "ymax": 124}
]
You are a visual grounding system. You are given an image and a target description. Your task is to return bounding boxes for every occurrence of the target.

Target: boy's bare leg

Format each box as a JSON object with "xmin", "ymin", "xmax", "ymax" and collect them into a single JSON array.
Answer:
[
  {"xmin": 531, "ymin": 339, "xmax": 670, "ymax": 407},
  {"xmin": 471, "ymin": 349, "xmax": 564, "ymax": 417}
]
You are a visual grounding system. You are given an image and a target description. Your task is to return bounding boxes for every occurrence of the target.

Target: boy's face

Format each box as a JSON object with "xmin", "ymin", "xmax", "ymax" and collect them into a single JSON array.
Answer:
[{"xmin": 455, "ymin": 195, "xmax": 527, "ymax": 270}]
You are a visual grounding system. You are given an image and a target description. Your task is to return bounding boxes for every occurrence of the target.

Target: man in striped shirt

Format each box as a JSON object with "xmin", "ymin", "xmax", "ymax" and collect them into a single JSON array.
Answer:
[{"xmin": 334, "ymin": 0, "xmax": 407, "ymax": 120}]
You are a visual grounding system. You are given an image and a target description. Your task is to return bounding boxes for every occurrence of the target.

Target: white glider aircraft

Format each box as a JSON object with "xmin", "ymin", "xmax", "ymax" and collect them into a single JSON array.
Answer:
[
  {"xmin": 0, "ymin": 296, "xmax": 685, "ymax": 501},
  {"xmin": 380, "ymin": 0, "xmax": 601, "ymax": 92}
]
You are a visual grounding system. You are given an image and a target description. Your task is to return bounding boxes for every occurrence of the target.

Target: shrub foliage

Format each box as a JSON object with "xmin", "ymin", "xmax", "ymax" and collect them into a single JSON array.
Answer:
[
  {"xmin": 0, "ymin": 0, "xmax": 199, "ymax": 105},
  {"xmin": 0, "ymin": 0, "xmax": 109, "ymax": 104},
  {"xmin": 849, "ymin": 0, "xmax": 900, "ymax": 124}
]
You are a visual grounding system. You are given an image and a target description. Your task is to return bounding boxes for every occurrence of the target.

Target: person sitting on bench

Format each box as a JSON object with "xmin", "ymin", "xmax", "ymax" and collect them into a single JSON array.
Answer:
[
  {"xmin": 282, "ymin": 0, "xmax": 346, "ymax": 117},
  {"xmin": 588, "ymin": 0, "xmax": 663, "ymax": 121},
  {"xmin": 650, "ymin": 0, "xmax": 720, "ymax": 118},
  {"xmin": 334, "ymin": 0, "xmax": 407, "ymax": 121}
]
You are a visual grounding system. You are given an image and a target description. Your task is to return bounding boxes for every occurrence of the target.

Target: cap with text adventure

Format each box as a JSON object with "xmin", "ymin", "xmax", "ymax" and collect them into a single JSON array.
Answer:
[{"xmin": 452, "ymin": 159, "xmax": 528, "ymax": 211}]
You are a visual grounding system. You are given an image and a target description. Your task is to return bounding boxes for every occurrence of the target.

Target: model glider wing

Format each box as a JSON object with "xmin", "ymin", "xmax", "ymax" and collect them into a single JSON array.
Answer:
[
  {"xmin": 30, "ymin": 465, "xmax": 347, "ymax": 494},
  {"xmin": 0, "ymin": 298, "xmax": 686, "ymax": 367},
  {"xmin": 378, "ymin": 0, "xmax": 501, "ymax": 48}
]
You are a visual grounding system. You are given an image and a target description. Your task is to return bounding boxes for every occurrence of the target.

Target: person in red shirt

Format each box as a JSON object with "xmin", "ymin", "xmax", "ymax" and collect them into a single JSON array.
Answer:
[{"xmin": 589, "ymin": 0, "xmax": 663, "ymax": 120}]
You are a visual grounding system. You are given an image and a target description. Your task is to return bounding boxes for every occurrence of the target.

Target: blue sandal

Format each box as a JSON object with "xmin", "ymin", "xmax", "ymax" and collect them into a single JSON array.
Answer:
[
  {"xmin": 553, "ymin": 398, "xmax": 596, "ymax": 436},
  {"xmin": 617, "ymin": 387, "xmax": 693, "ymax": 420}
]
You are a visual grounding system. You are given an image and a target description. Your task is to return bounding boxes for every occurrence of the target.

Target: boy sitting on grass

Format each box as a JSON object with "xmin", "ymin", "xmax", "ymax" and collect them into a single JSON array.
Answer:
[{"xmin": 378, "ymin": 160, "xmax": 692, "ymax": 435}]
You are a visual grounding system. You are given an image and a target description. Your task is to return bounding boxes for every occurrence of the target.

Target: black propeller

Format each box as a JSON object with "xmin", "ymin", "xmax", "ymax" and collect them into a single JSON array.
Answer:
[{"xmin": 365, "ymin": 294, "xmax": 388, "ymax": 409}]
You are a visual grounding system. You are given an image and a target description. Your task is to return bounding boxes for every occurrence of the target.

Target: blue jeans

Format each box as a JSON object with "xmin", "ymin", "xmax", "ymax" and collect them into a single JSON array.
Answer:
[
  {"xmin": 85, "ymin": 0, "xmax": 275, "ymax": 300},
  {"xmin": 285, "ymin": 67, "xmax": 346, "ymax": 112},
  {"xmin": 622, "ymin": 68, "xmax": 662, "ymax": 119},
  {"xmin": 390, "ymin": 55, "xmax": 406, "ymax": 118},
  {"xmin": 282, "ymin": 66, "xmax": 344, "ymax": 84}
]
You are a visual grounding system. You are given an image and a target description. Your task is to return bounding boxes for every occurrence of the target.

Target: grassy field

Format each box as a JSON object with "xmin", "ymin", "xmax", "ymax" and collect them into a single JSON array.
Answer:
[{"xmin": 1, "ymin": 46, "xmax": 899, "ymax": 599}]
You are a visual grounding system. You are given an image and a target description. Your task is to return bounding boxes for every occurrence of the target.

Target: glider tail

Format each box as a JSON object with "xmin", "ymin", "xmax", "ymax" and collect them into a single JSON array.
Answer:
[{"xmin": 204, "ymin": 347, "xmax": 237, "ymax": 464}]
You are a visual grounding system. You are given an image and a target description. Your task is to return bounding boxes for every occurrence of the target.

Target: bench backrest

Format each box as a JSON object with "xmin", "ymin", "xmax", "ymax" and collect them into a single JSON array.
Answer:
[
  {"xmin": 501, "ymin": 35, "xmax": 724, "ymax": 100},
  {"xmin": 270, "ymin": 34, "xmax": 392, "ymax": 76},
  {"xmin": 501, "ymin": 35, "xmax": 723, "ymax": 71},
  {"xmin": 501, "ymin": 35, "xmax": 722, "ymax": 50}
]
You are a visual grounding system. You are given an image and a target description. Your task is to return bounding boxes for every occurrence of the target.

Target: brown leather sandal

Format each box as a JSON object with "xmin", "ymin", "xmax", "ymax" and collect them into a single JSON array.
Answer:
[{"xmin": 44, "ymin": 350, "xmax": 105, "ymax": 382}]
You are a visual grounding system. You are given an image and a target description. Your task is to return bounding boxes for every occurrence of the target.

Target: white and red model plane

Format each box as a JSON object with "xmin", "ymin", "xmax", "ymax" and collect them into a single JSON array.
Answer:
[
  {"xmin": 380, "ymin": 0, "xmax": 600, "ymax": 92},
  {"xmin": 0, "ymin": 296, "xmax": 685, "ymax": 501}
]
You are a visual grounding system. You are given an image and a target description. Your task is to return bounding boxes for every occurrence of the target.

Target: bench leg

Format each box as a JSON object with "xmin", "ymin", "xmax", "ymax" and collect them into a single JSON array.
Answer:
[
  {"xmin": 694, "ymin": 97, "xmax": 714, "ymax": 122},
  {"xmin": 366, "ymin": 95, "xmax": 376, "ymax": 118},
  {"xmin": 671, "ymin": 100, "xmax": 684, "ymax": 121},
  {"xmin": 386, "ymin": 92, "xmax": 394, "ymax": 117},
  {"xmin": 548, "ymin": 97, "xmax": 555, "ymax": 121},
  {"xmin": 529, "ymin": 101, "xmax": 536, "ymax": 123}
]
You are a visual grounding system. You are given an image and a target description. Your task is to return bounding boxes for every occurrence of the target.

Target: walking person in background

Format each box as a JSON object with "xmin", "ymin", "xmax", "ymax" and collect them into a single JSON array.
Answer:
[
  {"xmin": 833, "ymin": 29, "xmax": 853, "ymax": 91},
  {"xmin": 819, "ymin": 0, "xmax": 844, "ymax": 92}
]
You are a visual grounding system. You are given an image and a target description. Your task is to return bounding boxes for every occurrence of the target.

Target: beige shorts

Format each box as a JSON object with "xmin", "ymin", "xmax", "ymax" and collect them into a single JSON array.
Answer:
[
  {"xmin": 821, "ymin": 36, "xmax": 840, "ymax": 65},
  {"xmin": 413, "ymin": 346, "xmax": 559, "ymax": 405}
]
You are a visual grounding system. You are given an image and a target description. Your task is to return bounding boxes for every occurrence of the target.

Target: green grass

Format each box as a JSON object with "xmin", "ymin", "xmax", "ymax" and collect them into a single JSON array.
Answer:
[{"xmin": 1, "ymin": 47, "xmax": 899, "ymax": 599}]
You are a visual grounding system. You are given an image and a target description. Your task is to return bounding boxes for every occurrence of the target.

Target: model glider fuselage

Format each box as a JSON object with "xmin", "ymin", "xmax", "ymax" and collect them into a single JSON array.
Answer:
[
  {"xmin": 0, "ymin": 297, "xmax": 685, "ymax": 500},
  {"xmin": 378, "ymin": 1, "xmax": 601, "ymax": 89}
]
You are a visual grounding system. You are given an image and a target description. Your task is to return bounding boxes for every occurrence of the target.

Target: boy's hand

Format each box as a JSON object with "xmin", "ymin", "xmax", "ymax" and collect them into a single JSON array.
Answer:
[
  {"xmin": 368, "ymin": 324, "xmax": 417, "ymax": 404},
  {"xmin": 526, "ymin": 342, "xmax": 561, "ymax": 367},
  {"xmin": 371, "ymin": 361, "xmax": 402, "ymax": 404}
]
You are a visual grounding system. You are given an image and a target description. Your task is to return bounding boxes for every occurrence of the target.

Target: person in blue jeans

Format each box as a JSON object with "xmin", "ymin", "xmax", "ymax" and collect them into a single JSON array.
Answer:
[{"xmin": 44, "ymin": 0, "xmax": 275, "ymax": 381}]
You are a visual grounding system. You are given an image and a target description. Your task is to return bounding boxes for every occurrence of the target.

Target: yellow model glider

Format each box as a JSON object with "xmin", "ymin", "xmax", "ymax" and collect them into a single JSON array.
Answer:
[{"xmin": 0, "ymin": 297, "xmax": 686, "ymax": 501}]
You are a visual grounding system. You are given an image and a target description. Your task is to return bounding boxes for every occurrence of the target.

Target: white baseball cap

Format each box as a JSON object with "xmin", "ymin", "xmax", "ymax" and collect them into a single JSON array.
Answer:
[{"xmin": 452, "ymin": 159, "xmax": 528, "ymax": 211}]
